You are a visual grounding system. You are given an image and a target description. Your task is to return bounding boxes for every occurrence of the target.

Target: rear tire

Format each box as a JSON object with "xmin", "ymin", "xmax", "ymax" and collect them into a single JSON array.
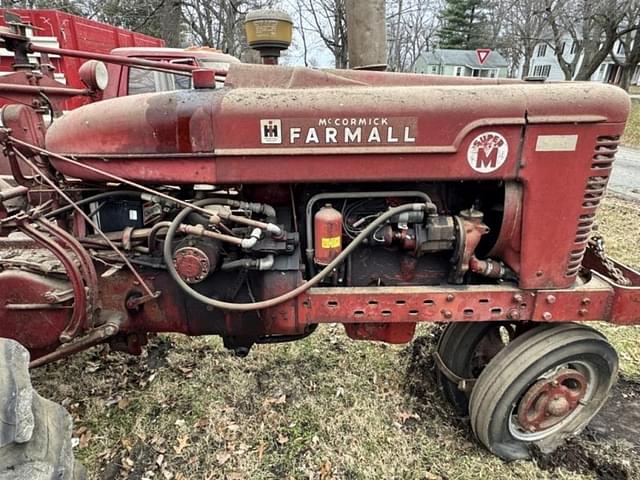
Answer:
[
  {"xmin": 0, "ymin": 338, "xmax": 85, "ymax": 479},
  {"xmin": 469, "ymin": 323, "xmax": 617, "ymax": 460}
]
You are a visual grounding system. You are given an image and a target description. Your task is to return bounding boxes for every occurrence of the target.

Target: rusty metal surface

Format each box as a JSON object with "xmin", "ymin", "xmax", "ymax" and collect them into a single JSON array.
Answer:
[
  {"xmin": 586, "ymin": 256, "xmax": 640, "ymax": 325},
  {"xmin": 45, "ymin": 82, "xmax": 628, "ymax": 185},
  {"xmin": 16, "ymin": 221, "xmax": 89, "ymax": 342},
  {"xmin": 297, "ymin": 277, "xmax": 615, "ymax": 325},
  {"xmin": 0, "ymin": 269, "xmax": 71, "ymax": 353},
  {"xmin": 516, "ymin": 368, "xmax": 588, "ymax": 433},
  {"xmin": 28, "ymin": 312, "xmax": 123, "ymax": 368},
  {"xmin": 488, "ymin": 182, "xmax": 522, "ymax": 273},
  {"xmin": 518, "ymin": 123, "xmax": 624, "ymax": 289}
]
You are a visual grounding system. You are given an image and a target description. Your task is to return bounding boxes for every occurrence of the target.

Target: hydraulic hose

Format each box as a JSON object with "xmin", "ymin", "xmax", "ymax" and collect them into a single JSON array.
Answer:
[
  {"xmin": 188, "ymin": 198, "xmax": 277, "ymax": 225},
  {"xmin": 163, "ymin": 200, "xmax": 428, "ymax": 311}
]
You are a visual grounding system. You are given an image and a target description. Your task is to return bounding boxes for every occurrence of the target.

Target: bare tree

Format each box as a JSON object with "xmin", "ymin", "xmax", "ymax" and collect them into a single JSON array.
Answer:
[
  {"xmin": 612, "ymin": 0, "xmax": 640, "ymax": 89},
  {"xmin": 575, "ymin": 1, "xmax": 634, "ymax": 80},
  {"xmin": 181, "ymin": 0, "xmax": 275, "ymax": 55},
  {"xmin": 2, "ymin": 0, "xmax": 185, "ymax": 45},
  {"xmin": 1, "ymin": 0, "xmax": 92, "ymax": 16},
  {"xmin": 495, "ymin": 0, "xmax": 548, "ymax": 78},
  {"xmin": 293, "ymin": 0, "xmax": 310, "ymax": 66},
  {"xmin": 292, "ymin": 0, "xmax": 347, "ymax": 68},
  {"xmin": 386, "ymin": 0, "xmax": 441, "ymax": 72},
  {"xmin": 543, "ymin": 0, "xmax": 640, "ymax": 81}
]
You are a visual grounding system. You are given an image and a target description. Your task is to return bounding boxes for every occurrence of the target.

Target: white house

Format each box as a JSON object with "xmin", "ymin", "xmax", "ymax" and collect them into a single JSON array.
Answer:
[{"xmin": 525, "ymin": 33, "xmax": 640, "ymax": 85}]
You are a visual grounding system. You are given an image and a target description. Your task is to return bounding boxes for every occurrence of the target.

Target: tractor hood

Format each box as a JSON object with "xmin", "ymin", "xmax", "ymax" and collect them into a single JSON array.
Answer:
[{"xmin": 45, "ymin": 63, "xmax": 630, "ymax": 184}]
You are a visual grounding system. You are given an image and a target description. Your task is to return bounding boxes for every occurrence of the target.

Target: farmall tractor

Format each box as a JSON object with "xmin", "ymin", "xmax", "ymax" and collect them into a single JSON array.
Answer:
[{"xmin": 0, "ymin": 9, "xmax": 638, "ymax": 476}]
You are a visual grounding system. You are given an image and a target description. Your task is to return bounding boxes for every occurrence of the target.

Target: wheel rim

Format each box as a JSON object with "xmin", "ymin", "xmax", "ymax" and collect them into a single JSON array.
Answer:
[{"xmin": 508, "ymin": 361, "xmax": 596, "ymax": 441}]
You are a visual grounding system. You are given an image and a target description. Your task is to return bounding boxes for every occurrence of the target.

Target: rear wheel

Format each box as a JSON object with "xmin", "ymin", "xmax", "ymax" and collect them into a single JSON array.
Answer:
[
  {"xmin": 0, "ymin": 338, "xmax": 85, "ymax": 479},
  {"xmin": 469, "ymin": 323, "xmax": 617, "ymax": 460}
]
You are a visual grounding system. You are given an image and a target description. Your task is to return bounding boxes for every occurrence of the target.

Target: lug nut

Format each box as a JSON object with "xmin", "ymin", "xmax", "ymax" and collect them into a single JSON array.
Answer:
[
  {"xmin": 442, "ymin": 309, "xmax": 452, "ymax": 319},
  {"xmin": 542, "ymin": 311, "xmax": 553, "ymax": 321},
  {"xmin": 446, "ymin": 294, "xmax": 455, "ymax": 302},
  {"xmin": 546, "ymin": 295, "xmax": 556, "ymax": 304},
  {"xmin": 512, "ymin": 294, "xmax": 524, "ymax": 303}
]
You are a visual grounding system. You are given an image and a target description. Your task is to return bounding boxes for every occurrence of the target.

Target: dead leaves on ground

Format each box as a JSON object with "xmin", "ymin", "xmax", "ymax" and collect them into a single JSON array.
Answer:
[{"xmin": 173, "ymin": 434, "xmax": 190, "ymax": 455}]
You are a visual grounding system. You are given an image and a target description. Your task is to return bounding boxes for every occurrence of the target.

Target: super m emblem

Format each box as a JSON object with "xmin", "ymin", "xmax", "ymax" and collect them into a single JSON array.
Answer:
[
  {"xmin": 467, "ymin": 132, "xmax": 508, "ymax": 173},
  {"xmin": 260, "ymin": 119, "xmax": 282, "ymax": 144}
]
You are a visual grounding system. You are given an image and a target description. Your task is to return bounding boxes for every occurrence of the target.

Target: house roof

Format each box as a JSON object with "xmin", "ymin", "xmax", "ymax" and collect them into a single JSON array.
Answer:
[{"xmin": 420, "ymin": 48, "xmax": 508, "ymax": 68}]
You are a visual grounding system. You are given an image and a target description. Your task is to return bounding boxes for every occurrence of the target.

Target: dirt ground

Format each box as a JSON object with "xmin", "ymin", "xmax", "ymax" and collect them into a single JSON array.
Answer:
[{"xmin": 30, "ymin": 195, "xmax": 640, "ymax": 480}]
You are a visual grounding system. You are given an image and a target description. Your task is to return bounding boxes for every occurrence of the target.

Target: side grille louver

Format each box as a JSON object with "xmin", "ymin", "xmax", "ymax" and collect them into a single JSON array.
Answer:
[{"xmin": 565, "ymin": 135, "xmax": 619, "ymax": 277}]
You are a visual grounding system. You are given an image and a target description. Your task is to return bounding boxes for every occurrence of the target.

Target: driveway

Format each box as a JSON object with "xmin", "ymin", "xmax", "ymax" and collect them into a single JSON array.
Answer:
[{"xmin": 609, "ymin": 146, "xmax": 640, "ymax": 201}]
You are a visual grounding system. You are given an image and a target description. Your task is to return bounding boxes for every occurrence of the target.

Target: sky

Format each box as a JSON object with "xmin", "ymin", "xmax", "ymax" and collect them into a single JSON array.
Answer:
[{"xmin": 269, "ymin": 2, "xmax": 337, "ymax": 68}]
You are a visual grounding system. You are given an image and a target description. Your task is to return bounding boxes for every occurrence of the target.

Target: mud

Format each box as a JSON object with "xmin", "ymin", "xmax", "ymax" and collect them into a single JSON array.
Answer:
[
  {"xmin": 531, "ymin": 440, "xmax": 631, "ymax": 480},
  {"xmin": 589, "ymin": 376, "xmax": 640, "ymax": 449},
  {"xmin": 403, "ymin": 326, "xmax": 472, "ymax": 434},
  {"xmin": 146, "ymin": 335, "xmax": 172, "ymax": 370}
]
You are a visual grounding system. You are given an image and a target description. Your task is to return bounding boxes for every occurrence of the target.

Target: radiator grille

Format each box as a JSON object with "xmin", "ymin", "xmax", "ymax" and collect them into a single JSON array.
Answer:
[{"xmin": 565, "ymin": 135, "xmax": 619, "ymax": 277}]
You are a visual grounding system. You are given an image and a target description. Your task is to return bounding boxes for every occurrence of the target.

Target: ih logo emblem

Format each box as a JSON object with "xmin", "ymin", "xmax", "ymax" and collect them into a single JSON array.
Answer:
[
  {"xmin": 260, "ymin": 119, "xmax": 282, "ymax": 144},
  {"xmin": 467, "ymin": 132, "xmax": 508, "ymax": 173}
]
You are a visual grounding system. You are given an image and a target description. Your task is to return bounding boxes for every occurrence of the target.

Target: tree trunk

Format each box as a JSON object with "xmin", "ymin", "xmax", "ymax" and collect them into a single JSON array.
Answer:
[
  {"xmin": 618, "ymin": 30, "xmax": 640, "ymax": 91},
  {"xmin": 159, "ymin": 0, "xmax": 183, "ymax": 48},
  {"xmin": 618, "ymin": 65, "xmax": 634, "ymax": 91},
  {"xmin": 345, "ymin": 0, "xmax": 387, "ymax": 68},
  {"xmin": 520, "ymin": 46, "xmax": 534, "ymax": 79},
  {"xmin": 574, "ymin": 29, "xmax": 617, "ymax": 81}
]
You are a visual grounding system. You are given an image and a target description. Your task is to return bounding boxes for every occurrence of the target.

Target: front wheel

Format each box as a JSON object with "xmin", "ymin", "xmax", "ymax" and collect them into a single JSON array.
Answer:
[{"xmin": 469, "ymin": 323, "xmax": 618, "ymax": 460}]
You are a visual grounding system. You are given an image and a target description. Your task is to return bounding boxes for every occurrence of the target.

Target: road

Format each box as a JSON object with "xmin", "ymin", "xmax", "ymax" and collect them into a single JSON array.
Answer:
[{"xmin": 609, "ymin": 146, "xmax": 640, "ymax": 201}]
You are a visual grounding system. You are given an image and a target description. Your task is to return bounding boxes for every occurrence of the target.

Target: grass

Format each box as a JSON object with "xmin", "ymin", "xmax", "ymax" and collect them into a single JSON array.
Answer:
[
  {"xmin": 622, "ymin": 100, "xmax": 640, "ymax": 148},
  {"xmin": 30, "ymin": 196, "xmax": 640, "ymax": 480},
  {"xmin": 628, "ymin": 85, "xmax": 640, "ymax": 95}
]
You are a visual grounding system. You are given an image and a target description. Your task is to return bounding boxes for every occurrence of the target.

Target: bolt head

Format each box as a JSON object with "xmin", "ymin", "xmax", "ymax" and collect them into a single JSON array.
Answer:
[
  {"xmin": 546, "ymin": 295, "xmax": 556, "ymax": 304},
  {"xmin": 507, "ymin": 309, "xmax": 520, "ymax": 320},
  {"xmin": 542, "ymin": 311, "xmax": 553, "ymax": 321}
]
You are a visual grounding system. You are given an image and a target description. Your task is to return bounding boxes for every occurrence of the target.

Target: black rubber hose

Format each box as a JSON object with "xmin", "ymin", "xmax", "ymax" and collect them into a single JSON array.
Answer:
[
  {"xmin": 221, "ymin": 258, "xmax": 257, "ymax": 271},
  {"xmin": 163, "ymin": 200, "xmax": 428, "ymax": 311},
  {"xmin": 45, "ymin": 190, "xmax": 142, "ymax": 218}
]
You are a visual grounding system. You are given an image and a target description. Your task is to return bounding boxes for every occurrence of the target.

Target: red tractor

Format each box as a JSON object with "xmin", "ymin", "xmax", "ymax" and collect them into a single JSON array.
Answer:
[{"xmin": 0, "ymin": 10, "xmax": 636, "ymax": 469}]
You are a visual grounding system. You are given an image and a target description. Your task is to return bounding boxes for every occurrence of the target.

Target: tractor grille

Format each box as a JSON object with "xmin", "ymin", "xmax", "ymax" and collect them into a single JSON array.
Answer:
[{"xmin": 565, "ymin": 135, "xmax": 619, "ymax": 277}]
